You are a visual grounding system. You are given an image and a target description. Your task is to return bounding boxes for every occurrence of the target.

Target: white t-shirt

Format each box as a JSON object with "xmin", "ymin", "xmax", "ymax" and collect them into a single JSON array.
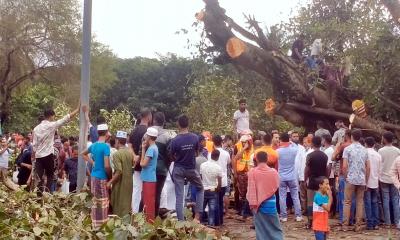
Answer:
[
  {"xmin": 208, "ymin": 147, "xmax": 231, "ymax": 187},
  {"xmin": 379, "ymin": 145, "xmax": 400, "ymax": 184},
  {"xmin": 324, "ymin": 146, "xmax": 335, "ymax": 178},
  {"xmin": 233, "ymin": 110, "xmax": 250, "ymax": 134},
  {"xmin": 0, "ymin": 148, "xmax": 14, "ymax": 169},
  {"xmin": 200, "ymin": 160, "xmax": 223, "ymax": 190},
  {"xmin": 367, "ymin": 148, "xmax": 381, "ymax": 189}
]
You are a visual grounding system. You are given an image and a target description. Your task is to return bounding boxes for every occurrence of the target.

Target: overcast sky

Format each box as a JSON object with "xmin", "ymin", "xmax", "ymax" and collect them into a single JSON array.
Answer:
[{"xmin": 85, "ymin": 0, "xmax": 303, "ymax": 58}]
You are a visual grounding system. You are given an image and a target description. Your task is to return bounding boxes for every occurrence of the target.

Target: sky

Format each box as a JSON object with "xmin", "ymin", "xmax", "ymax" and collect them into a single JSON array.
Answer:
[{"xmin": 85, "ymin": 0, "xmax": 303, "ymax": 58}]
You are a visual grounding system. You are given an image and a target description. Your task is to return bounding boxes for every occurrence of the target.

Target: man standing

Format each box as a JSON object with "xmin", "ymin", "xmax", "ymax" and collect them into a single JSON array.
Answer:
[
  {"xmin": 378, "ymin": 131, "xmax": 400, "ymax": 228},
  {"xmin": 152, "ymin": 112, "xmax": 173, "ymax": 217},
  {"xmin": 200, "ymin": 149, "xmax": 222, "ymax": 226},
  {"xmin": 342, "ymin": 129, "xmax": 370, "ymax": 232},
  {"xmin": 304, "ymin": 136, "xmax": 328, "ymax": 228},
  {"xmin": 254, "ymin": 134, "xmax": 279, "ymax": 170},
  {"xmin": 233, "ymin": 99, "xmax": 250, "ymax": 136},
  {"xmin": 210, "ymin": 135, "xmax": 231, "ymax": 225},
  {"xmin": 332, "ymin": 130, "xmax": 352, "ymax": 224},
  {"xmin": 277, "ymin": 133, "xmax": 303, "ymax": 222},
  {"xmin": 63, "ymin": 145, "xmax": 79, "ymax": 193},
  {"xmin": 295, "ymin": 136, "xmax": 313, "ymax": 214},
  {"xmin": 332, "ymin": 120, "xmax": 347, "ymax": 146},
  {"xmin": 272, "ymin": 132, "xmax": 280, "ymax": 150},
  {"xmin": 247, "ymin": 151, "xmax": 283, "ymax": 240},
  {"xmin": 364, "ymin": 137, "xmax": 381, "ymax": 230},
  {"xmin": 107, "ymin": 131, "xmax": 133, "ymax": 218},
  {"xmin": 0, "ymin": 137, "xmax": 18, "ymax": 190},
  {"xmin": 321, "ymin": 134, "xmax": 336, "ymax": 216},
  {"xmin": 32, "ymin": 104, "xmax": 80, "ymax": 193},
  {"xmin": 234, "ymin": 134, "xmax": 254, "ymax": 219},
  {"xmin": 170, "ymin": 115, "xmax": 204, "ymax": 221},
  {"xmin": 291, "ymin": 34, "xmax": 305, "ymax": 64},
  {"xmin": 82, "ymin": 124, "xmax": 112, "ymax": 229},
  {"xmin": 128, "ymin": 109, "xmax": 152, "ymax": 213},
  {"xmin": 314, "ymin": 121, "xmax": 331, "ymax": 138}
]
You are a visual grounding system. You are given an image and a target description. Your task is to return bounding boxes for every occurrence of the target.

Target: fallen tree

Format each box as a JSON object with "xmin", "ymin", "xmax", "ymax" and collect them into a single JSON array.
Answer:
[{"xmin": 197, "ymin": 0, "xmax": 400, "ymax": 135}]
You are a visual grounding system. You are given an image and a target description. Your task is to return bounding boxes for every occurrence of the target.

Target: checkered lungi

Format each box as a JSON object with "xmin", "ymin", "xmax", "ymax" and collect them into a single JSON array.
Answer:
[
  {"xmin": 236, "ymin": 172, "xmax": 248, "ymax": 200},
  {"xmin": 91, "ymin": 177, "xmax": 109, "ymax": 229}
]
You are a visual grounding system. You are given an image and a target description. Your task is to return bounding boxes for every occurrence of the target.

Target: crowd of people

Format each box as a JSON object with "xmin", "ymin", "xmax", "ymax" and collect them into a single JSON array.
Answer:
[{"xmin": 1, "ymin": 99, "xmax": 400, "ymax": 240}]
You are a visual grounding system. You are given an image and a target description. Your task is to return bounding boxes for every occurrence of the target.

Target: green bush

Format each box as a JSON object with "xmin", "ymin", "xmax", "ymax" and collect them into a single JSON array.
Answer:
[{"xmin": 0, "ymin": 187, "xmax": 229, "ymax": 239}]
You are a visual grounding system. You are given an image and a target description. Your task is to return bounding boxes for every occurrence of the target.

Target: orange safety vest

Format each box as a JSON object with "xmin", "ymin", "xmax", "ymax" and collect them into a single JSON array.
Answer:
[{"xmin": 235, "ymin": 141, "xmax": 254, "ymax": 172}]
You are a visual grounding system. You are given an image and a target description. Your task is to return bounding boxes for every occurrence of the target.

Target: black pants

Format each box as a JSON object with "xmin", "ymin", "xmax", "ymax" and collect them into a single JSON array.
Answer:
[
  {"xmin": 155, "ymin": 174, "xmax": 167, "ymax": 216},
  {"xmin": 35, "ymin": 154, "xmax": 54, "ymax": 193},
  {"xmin": 329, "ymin": 178, "xmax": 337, "ymax": 217},
  {"xmin": 69, "ymin": 183, "xmax": 77, "ymax": 193}
]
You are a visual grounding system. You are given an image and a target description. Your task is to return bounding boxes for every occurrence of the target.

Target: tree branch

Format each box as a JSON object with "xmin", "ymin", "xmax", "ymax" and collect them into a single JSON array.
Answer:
[
  {"xmin": 1, "ymin": 49, "xmax": 16, "ymax": 85},
  {"xmin": 244, "ymin": 14, "xmax": 272, "ymax": 50}
]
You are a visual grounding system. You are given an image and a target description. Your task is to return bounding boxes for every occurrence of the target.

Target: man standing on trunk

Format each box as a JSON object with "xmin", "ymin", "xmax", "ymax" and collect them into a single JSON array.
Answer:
[
  {"xmin": 32, "ymin": 103, "xmax": 80, "ymax": 193},
  {"xmin": 233, "ymin": 99, "xmax": 250, "ymax": 138}
]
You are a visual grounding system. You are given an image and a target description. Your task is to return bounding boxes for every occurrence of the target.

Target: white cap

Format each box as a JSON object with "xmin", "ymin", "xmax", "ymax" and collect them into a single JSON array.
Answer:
[
  {"xmin": 116, "ymin": 131, "xmax": 127, "ymax": 139},
  {"xmin": 145, "ymin": 127, "xmax": 158, "ymax": 137},
  {"xmin": 97, "ymin": 124, "xmax": 108, "ymax": 131}
]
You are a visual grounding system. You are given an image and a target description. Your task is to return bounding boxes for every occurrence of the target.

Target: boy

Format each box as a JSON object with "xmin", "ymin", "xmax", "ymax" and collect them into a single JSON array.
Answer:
[
  {"xmin": 82, "ymin": 123, "xmax": 112, "ymax": 229},
  {"xmin": 313, "ymin": 177, "xmax": 332, "ymax": 240},
  {"xmin": 107, "ymin": 131, "xmax": 133, "ymax": 217},
  {"xmin": 140, "ymin": 127, "xmax": 159, "ymax": 222},
  {"xmin": 63, "ymin": 145, "xmax": 79, "ymax": 193},
  {"xmin": 200, "ymin": 149, "xmax": 222, "ymax": 226}
]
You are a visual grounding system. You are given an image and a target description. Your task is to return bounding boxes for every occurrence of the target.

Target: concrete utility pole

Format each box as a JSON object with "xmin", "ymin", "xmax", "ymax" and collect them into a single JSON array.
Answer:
[{"xmin": 77, "ymin": 0, "xmax": 92, "ymax": 192}]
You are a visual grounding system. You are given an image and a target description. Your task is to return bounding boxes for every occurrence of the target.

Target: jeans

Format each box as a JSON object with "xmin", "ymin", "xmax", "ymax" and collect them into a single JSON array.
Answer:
[
  {"xmin": 216, "ymin": 187, "xmax": 226, "ymax": 225},
  {"xmin": 203, "ymin": 190, "xmax": 218, "ymax": 226},
  {"xmin": 279, "ymin": 179, "xmax": 302, "ymax": 218},
  {"xmin": 380, "ymin": 182, "xmax": 400, "ymax": 225},
  {"xmin": 172, "ymin": 166, "xmax": 204, "ymax": 221},
  {"xmin": 343, "ymin": 182, "xmax": 365, "ymax": 227},
  {"xmin": 364, "ymin": 188, "xmax": 379, "ymax": 228},
  {"xmin": 337, "ymin": 176, "xmax": 345, "ymax": 223},
  {"xmin": 314, "ymin": 231, "xmax": 326, "ymax": 240}
]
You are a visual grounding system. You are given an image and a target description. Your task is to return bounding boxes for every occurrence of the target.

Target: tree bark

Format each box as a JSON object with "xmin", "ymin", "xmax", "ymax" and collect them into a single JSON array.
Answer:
[
  {"xmin": 382, "ymin": 0, "xmax": 400, "ymax": 27},
  {"xmin": 200, "ymin": 0, "xmax": 400, "ymax": 134}
]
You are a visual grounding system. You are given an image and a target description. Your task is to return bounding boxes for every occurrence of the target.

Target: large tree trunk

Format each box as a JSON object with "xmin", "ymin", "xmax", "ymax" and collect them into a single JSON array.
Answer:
[{"xmin": 200, "ymin": 0, "xmax": 400, "ymax": 135}]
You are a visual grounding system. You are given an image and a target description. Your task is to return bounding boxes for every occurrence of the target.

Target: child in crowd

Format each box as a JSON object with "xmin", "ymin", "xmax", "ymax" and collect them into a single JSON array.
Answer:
[
  {"xmin": 63, "ymin": 145, "xmax": 79, "ymax": 192},
  {"xmin": 313, "ymin": 177, "xmax": 332, "ymax": 240}
]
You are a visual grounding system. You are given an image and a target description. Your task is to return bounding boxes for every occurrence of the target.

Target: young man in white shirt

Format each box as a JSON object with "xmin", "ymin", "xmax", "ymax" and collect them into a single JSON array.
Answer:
[
  {"xmin": 233, "ymin": 99, "xmax": 250, "ymax": 137},
  {"xmin": 364, "ymin": 137, "xmax": 381, "ymax": 230},
  {"xmin": 209, "ymin": 135, "xmax": 231, "ymax": 225},
  {"xmin": 378, "ymin": 131, "xmax": 400, "ymax": 227},
  {"xmin": 321, "ymin": 134, "xmax": 335, "ymax": 217},
  {"xmin": 200, "ymin": 149, "xmax": 222, "ymax": 226},
  {"xmin": 32, "ymin": 103, "xmax": 80, "ymax": 193}
]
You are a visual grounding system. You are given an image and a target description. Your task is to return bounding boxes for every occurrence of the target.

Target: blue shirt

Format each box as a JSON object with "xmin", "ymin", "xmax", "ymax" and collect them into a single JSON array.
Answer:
[
  {"xmin": 170, "ymin": 133, "xmax": 199, "ymax": 169},
  {"xmin": 89, "ymin": 142, "xmax": 110, "ymax": 180},
  {"xmin": 277, "ymin": 144, "xmax": 298, "ymax": 181},
  {"xmin": 314, "ymin": 191, "xmax": 329, "ymax": 207},
  {"xmin": 141, "ymin": 144, "xmax": 158, "ymax": 182},
  {"xmin": 259, "ymin": 195, "xmax": 277, "ymax": 214}
]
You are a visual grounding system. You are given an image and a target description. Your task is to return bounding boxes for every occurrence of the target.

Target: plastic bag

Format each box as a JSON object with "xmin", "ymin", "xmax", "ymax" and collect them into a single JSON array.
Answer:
[
  {"xmin": 12, "ymin": 170, "xmax": 19, "ymax": 184},
  {"xmin": 61, "ymin": 179, "xmax": 70, "ymax": 194}
]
